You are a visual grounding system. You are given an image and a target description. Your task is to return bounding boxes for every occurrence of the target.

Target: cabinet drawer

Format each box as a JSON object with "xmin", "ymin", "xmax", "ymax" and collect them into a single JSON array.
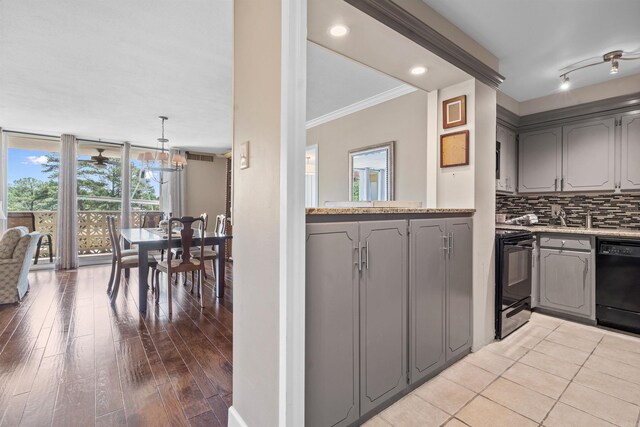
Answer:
[{"xmin": 539, "ymin": 235, "xmax": 591, "ymax": 251}]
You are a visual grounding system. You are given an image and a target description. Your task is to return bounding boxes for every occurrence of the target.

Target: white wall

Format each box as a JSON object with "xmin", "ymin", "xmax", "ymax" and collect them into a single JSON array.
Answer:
[
  {"xmin": 307, "ymin": 90, "xmax": 429, "ymax": 205},
  {"xmin": 473, "ymin": 81, "xmax": 497, "ymax": 350},
  {"xmin": 437, "ymin": 79, "xmax": 476, "ymax": 208},
  {"xmin": 232, "ymin": 0, "xmax": 282, "ymax": 425},
  {"xmin": 184, "ymin": 157, "xmax": 227, "ymax": 231}
]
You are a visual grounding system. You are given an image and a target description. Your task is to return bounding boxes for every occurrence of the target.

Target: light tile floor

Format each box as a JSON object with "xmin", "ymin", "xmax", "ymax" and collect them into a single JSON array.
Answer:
[{"xmin": 365, "ymin": 313, "xmax": 640, "ymax": 427}]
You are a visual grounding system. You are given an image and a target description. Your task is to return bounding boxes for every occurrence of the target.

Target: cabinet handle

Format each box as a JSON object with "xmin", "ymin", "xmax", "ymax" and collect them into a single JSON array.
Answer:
[
  {"xmin": 561, "ymin": 177, "xmax": 565, "ymax": 190},
  {"xmin": 449, "ymin": 232, "xmax": 454, "ymax": 256},
  {"xmin": 365, "ymin": 240, "xmax": 369, "ymax": 270},
  {"xmin": 554, "ymin": 178, "xmax": 558, "ymax": 191},
  {"xmin": 441, "ymin": 235, "xmax": 449, "ymax": 253},
  {"xmin": 355, "ymin": 247, "xmax": 361, "ymax": 271},
  {"xmin": 584, "ymin": 260, "xmax": 589, "ymax": 288}
]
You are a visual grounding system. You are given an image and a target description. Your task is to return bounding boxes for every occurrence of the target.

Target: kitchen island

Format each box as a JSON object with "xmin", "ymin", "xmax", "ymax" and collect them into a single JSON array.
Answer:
[{"xmin": 305, "ymin": 208, "xmax": 474, "ymax": 427}]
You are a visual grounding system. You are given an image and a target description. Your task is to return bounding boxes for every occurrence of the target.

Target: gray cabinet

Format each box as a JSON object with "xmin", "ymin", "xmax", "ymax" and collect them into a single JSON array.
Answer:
[
  {"xmin": 409, "ymin": 219, "xmax": 446, "ymax": 383},
  {"xmin": 518, "ymin": 127, "xmax": 562, "ymax": 193},
  {"xmin": 306, "ymin": 216, "xmax": 472, "ymax": 425},
  {"xmin": 359, "ymin": 221, "xmax": 407, "ymax": 415},
  {"xmin": 562, "ymin": 118, "xmax": 615, "ymax": 192},
  {"xmin": 539, "ymin": 248, "xmax": 592, "ymax": 319},
  {"xmin": 409, "ymin": 217, "xmax": 473, "ymax": 383},
  {"xmin": 497, "ymin": 125, "xmax": 517, "ymax": 193},
  {"xmin": 305, "ymin": 222, "xmax": 360, "ymax": 427},
  {"xmin": 446, "ymin": 218, "xmax": 473, "ymax": 360},
  {"xmin": 620, "ymin": 112, "xmax": 640, "ymax": 190}
]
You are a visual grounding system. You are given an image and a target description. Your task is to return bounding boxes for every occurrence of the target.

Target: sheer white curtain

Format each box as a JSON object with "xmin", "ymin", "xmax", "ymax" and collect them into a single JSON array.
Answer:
[
  {"xmin": 0, "ymin": 129, "xmax": 7, "ymax": 234},
  {"xmin": 55, "ymin": 134, "xmax": 78, "ymax": 270},
  {"xmin": 121, "ymin": 142, "xmax": 131, "ymax": 229},
  {"xmin": 165, "ymin": 148, "xmax": 187, "ymax": 217}
]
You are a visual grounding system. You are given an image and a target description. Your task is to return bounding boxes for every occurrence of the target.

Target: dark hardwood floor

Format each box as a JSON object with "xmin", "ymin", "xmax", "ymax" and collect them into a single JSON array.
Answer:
[{"xmin": 0, "ymin": 262, "xmax": 233, "ymax": 426}]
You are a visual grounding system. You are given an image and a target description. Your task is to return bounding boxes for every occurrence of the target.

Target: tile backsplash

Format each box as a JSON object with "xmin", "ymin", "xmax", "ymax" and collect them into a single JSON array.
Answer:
[{"xmin": 496, "ymin": 193, "xmax": 640, "ymax": 229}]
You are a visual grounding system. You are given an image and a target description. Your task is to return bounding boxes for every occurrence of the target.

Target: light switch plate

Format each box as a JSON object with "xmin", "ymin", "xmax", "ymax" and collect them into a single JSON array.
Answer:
[
  {"xmin": 550, "ymin": 204, "xmax": 561, "ymax": 217},
  {"xmin": 240, "ymin": 141, "xmax": 250, "ymax": 170}
]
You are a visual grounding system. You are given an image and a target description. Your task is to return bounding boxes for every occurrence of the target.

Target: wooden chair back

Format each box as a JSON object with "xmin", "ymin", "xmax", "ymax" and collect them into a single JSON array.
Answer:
[
  {"xmin": 106, "ymin": 215, "xmax": 122, "ymax": 260},
  {"xmin": 141, "ymin": 211, "xmax": 165, "ymax": 229},
  {"xmin": 7, "ymin": 212, "xmax": 36, "ymax": 233},
  {"xmin": 167, "ymin": 216, "xmax": 205, "ymax": 272}
]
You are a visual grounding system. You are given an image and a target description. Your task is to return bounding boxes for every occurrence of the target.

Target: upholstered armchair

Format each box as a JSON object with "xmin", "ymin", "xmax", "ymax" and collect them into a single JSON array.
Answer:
[{"xmin": 0, "ymin": 227, "xmax": 41, "ymax": 304}]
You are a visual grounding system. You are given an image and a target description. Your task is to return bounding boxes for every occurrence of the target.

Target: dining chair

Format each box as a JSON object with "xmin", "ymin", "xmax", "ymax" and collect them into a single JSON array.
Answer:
[
  {"xmin": 154, "ymin": 216, "xmax": 206, "ymax": 314},
  {"xmin": 191, "ymin": 213, "xmax": 225, "ymax": 282},
  {"xmin": 7, "ymin": 212, "xmax": 53, "ymax": 264},
  {"xmin": 141, "ymin": 211, "xmax": 165, "ymax": 229},
  {"xmin": 107, "ymin": 216, "xmax": 158, "ymax": 304}
]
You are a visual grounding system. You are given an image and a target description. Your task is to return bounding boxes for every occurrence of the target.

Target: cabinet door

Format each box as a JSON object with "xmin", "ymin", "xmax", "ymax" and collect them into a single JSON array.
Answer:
[
  {"xmin": 360, "ymin": 220, "xmax": 408, "ymax": 415},
  {"xmin": 621, "ymin": 112, "xmax": 640, "ymax": 190},
  {"xmin": 563, "ymin": 118, "xmax": 615, "ymax": 192},
  {"xmin": 446, "ymin": 218, "xmax": 473, "ymax": 360},
  {"xmin": 518, "ymin": 128, "xmax": 562, "ymax": 193},
  {"xmin": 505, "ymin": 128, "xmax": 517, "ymax": 192},
  {"xmin": 496, "ymin": 125, "xmax": 508, "ymax": 192},
  {"xmin": 409, "ymin": 219, "xmax": 446, "ymax": 384},
  {"xmin": 539, "ymin": 248, "xmax": 592, "ymax": 318},
  {"xmin": 306, "ymin": 223, "xmax": 360, "ymax": 427}
]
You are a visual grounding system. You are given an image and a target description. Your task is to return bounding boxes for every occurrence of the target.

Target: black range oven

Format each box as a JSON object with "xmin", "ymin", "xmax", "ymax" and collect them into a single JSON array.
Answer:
[{"xmin": 495, "ymin": 229, "xmax": 534, "ymax": 339}]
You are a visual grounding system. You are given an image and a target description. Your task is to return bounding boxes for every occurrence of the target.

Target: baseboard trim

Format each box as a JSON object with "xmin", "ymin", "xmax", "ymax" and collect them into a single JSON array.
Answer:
[{"xmin": 228, "ymin": 406, "xmax": 249, "ymax": 427}]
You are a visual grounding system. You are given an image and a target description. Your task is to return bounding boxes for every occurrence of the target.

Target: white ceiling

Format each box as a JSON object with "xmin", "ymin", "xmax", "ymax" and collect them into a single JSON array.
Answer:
[
  {"xmin": 0, "ymin": 0, "xmax": 232, "ymax": 152},
  {"xmin": 306, "ymin": 42, "xmax": 408, "ymax": 121},
  {"xmin": 422, "ymin": 0, "xmax": 640, "ymax": 101}
]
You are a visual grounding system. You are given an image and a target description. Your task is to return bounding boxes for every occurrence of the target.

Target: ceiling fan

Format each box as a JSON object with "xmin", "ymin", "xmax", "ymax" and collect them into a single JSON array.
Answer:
[
  {"xmin": 558, "ymin": 49, "xmax": 640, "ymax": 90},
  {"xmin": 90, "ymin": 148, "xmax": 111, "ymax": 168}
]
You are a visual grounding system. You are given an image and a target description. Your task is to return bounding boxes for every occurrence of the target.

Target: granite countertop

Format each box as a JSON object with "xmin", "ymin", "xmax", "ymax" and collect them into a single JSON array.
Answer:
[
  {"xmin": 497, "ymin": 224, "xmax": 640, "ymax": 239},
  {"xmin": 306, "ymin": 208, "xmax": 476, "ymax": 215}
]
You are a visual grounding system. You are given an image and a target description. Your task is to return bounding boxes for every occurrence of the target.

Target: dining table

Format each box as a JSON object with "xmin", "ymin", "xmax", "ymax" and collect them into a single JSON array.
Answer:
[{"xmin": 120, "ymin": 227, "xmax": 232, "ymax": 313}]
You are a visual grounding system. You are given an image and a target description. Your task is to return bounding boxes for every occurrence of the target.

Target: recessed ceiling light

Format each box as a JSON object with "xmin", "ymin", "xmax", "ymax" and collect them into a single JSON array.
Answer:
[
  {"xmin": 329, "ymin": 25, "xmax": 349, "ymax": 37},
  {"xmin": 560, "ymin": 75, "xmax": 570, "ymax": 90},
  {"xmin": 410, "ymin": 66, "xmax": 427, "ymax": 75}
]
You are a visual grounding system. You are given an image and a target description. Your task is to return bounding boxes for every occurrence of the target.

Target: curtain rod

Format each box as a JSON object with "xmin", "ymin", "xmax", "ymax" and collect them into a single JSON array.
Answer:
[{"xmin": 1, "ymin": 130, "xmax": 167, "ymax": 151}]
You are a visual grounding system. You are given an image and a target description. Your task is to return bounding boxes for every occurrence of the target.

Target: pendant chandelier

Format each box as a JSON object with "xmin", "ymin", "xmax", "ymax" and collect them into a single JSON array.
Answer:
[{"xmin": 137, "ymin": 116, "xmax": 187, "ymax": 185}]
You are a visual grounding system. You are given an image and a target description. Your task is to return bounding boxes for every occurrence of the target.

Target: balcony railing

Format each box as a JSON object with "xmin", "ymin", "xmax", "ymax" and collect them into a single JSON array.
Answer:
[{"xmin": 10, "ymin": 211, "xmax": 161, "ymax": 258}]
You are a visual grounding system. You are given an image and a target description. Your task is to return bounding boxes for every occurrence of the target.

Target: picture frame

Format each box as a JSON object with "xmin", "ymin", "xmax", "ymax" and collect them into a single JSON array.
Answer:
[
  {"xmin": 440, "ymin": 130, "xmax": 469, "ymax": 168},
  {"xmin": 443, "ymin": 95, "xmax": 466, "ymax": 129}
]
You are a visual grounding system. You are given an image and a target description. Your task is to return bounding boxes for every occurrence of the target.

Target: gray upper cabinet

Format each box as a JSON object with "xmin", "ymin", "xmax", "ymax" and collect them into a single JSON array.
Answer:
[
  {"xmin": 620, "ymin": 112, "xmax": 640, "ymax": 190},
  {"xmin": 497, "ymin": 125, "xmax": 517, "ymax": 193},
  {"xmin": 446, "ymin": 218, "xmax": 473, "ymax": 360},
  {"xmin": 518, "ymin": 127, "xmax": 562, "ymax": 193},
  {"xmin": 562, "ymin": 118, "xmax": 616, "ymax": 192},
  {"xmin": 305, "ymin": 222, "xmax": 360, "ymax": 427},
  {"xmin": 539, "ymin": 248, "xmax": 592, "ymax": 318},
  {"xmin": 409, "ymin": 219, "xmax": 446, "ymax": 384},
  {"xmin": 359, "ymin": 220, "xmax": 407, "ymax": 416}
]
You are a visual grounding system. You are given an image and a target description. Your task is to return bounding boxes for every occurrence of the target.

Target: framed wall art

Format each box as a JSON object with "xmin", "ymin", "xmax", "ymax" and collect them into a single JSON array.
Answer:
[
  {"xmin": 440, "ymin": 130, "xmax": 469, "ymax": 168},
  {"xmin": 443, "ymin": 95, "xmax": 466, "ymax": 129}
]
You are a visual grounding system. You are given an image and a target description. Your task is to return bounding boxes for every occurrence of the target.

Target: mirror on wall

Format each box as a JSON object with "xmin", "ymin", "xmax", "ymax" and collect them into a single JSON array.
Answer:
[{"xmin": 349, "ymin": 142, "xmax": 394, "ymax": 202}]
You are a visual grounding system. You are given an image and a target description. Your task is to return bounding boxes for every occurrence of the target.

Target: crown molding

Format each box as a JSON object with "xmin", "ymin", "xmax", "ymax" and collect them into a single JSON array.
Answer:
[
  {"xmin": 497, "ymin": 105, "xmax": 520, "ymax": 129},
  {"xmin": 306, "ymin": 84, "xmax": 417, "ymax": 129},
  {"xmin": 344, "ymin": 0, "xmax": 505, "ymax": 89}
]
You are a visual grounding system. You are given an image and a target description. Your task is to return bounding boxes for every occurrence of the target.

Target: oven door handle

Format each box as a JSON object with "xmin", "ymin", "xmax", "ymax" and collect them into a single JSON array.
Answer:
[
  {"xmin": 504, "ymin": 239, "xmax": 535, "ymax": 248},
  {"xmin": 506, "ymin": 302, "xmax": 529, "ymax": 318}
]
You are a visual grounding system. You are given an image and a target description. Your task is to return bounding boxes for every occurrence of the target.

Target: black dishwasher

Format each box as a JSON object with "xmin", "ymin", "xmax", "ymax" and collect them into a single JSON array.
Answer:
[{"xmin": 596, "ymin": 238, "xmax": 640, "ymax": 333}]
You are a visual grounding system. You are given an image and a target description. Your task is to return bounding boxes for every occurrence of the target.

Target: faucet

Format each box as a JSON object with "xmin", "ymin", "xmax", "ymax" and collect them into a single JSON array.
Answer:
[
  {"xmin": 557, "ymin": 208, "xmax": 567, "ymax": 227},
  {"xmin": 586, "ymin": 210, "xmax": 593, "ymax": 229}
]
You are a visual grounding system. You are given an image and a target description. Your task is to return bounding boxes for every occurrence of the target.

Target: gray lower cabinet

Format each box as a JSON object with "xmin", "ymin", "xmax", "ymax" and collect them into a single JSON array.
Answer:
[
  {"xmin": 409, "ymin": 219, "xmax": 446, "ymax": 383},
  {"xmin": 620, "ymin": 112, "xmax": 640, "ymax": 190},
  {"xmin": 538, "ymin": 248, "xmax": 592, "ymax": 318},
  {"xmin": 518, "ymin": 127, "xmax": 562, "ymax": 193},
  {"xmin": 562, "ymin": 118, "xmax": 616, "ymax": 192},
  {"xmin": 305, "ymin": 222, "xmax": 360, "ymax": 427},
  {"xmin": 359, "ymin": 220, "xmax": 408, "ymax": 415},
  {"xmin": 409, "ymin": 218, "xmax": 473, "ymax": 383},
  {"xmin": 306, "ymin": 216, "xmax": 472, "ymax": 426},
  {"xmin": 446, "ymin": 218, "xmax": 473, "ymax": 360}
]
